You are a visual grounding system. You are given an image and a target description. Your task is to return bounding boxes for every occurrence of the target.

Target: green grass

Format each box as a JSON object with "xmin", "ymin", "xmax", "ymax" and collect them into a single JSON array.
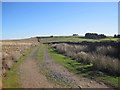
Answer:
[
  {"xmin": 3, "ymin": 47, "xmax": 35, "ymax": 88},
  {"xmin": 35, "ymin": 44, "xmax": 50, "ymax": 75},
  {"xmin": 36, "ymin": 44, "xmax": 44, "ymax": 64},
  {"xmin": 46, "ymin": 45, "xmax": 119, "ymax": 88},
  {"xmin": 100, "ymin": 76, "xmax": 119, "ymax": 88},
  {"xmin": 99, "ymin": 38, "xmax": 118, "ymax": 41},
  {"xmin": 40, "ymin": 37, "xmax": 119, "ymax": 43}
]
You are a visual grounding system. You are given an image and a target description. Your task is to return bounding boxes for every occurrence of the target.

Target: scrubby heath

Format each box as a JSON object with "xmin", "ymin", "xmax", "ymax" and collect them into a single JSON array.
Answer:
[
  {"xmin": 48, "ymin": 42, "xmax": 120, "ymax": 75},
  {"xmin": 46, "ymin": 44, "xmax": 120, "ymax": 88},
  {"xmin": 1, "ymin": 38, "xmax": 39, "ymax": 76}
]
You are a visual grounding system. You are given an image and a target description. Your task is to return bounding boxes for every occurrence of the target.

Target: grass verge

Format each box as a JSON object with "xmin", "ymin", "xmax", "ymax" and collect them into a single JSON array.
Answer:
[
  {"xmin": 2, "ymin": 47, "xmax": 35, "ymax": 88},
  {"xmin": 46, "ymin": 45, "xmax": 119, "ymax": 88}
]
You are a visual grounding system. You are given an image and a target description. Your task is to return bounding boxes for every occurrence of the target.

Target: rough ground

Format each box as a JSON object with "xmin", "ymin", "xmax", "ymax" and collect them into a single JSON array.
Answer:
[
  {"xmin": 18, "ymin": 48, "xmax": 55, "ymax": 88},
  {"xmin": 18, "ymin": 44, "xmax": 111, "ymax": 88}
]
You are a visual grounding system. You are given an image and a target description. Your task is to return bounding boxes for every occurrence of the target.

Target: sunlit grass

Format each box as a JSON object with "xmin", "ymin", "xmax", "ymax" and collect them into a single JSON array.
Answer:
[{"xmin": 40, "ymin": 36, "xmax": 119, "ymax": 43}]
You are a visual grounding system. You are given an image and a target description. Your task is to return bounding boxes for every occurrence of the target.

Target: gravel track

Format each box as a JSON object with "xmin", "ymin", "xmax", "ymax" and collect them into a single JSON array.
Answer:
[{"xmin": 18, "ymin": 48, "xmax": 55, "ymax": 88}]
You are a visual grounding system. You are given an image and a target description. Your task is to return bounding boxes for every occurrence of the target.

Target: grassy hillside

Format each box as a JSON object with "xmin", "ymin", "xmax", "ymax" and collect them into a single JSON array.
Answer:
[{"xmin": 38, "ymin": 36, "xmax": 119, "ymax": 43}]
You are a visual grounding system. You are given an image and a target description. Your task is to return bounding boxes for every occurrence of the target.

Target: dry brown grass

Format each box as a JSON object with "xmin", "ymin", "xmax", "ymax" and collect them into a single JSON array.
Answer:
[
  {"xmin": 51, "ymin": 43, "xmax": 120, "ymax": 75},
  {"xmin": 1, "ymin": 38, "xmax": 38, "ymax": 75}
]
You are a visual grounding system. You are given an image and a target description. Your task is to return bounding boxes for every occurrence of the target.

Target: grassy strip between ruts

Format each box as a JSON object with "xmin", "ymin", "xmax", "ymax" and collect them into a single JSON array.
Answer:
[
  {"xmin": 2, "ymin": 46, "xmax": 36, "ymax": 88},
  {"xmin": 35, "ymin": 44, "xmax": 44, "ymax": 64},
  {"xmin": 45, "ymin": 45, "xmax": 119, "ymax": 88}
]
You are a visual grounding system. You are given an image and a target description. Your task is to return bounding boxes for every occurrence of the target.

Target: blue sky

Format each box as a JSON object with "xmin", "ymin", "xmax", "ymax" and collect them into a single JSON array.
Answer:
[{"xmin": 2, "ymin": 2, "xmax": 118, "ymax": 39}]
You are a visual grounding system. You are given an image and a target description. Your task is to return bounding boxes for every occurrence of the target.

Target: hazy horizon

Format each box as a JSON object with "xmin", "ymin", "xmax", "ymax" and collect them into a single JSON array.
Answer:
[{"xmin": 2, "ymin": 2, "xmax": 118, "ymax": 40}]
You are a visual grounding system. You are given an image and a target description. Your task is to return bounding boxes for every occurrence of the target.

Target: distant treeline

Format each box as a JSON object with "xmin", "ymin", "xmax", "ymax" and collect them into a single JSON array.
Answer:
[
  {"xmin": 73, "ymin": 33, "xmax": 120, "ymax": 39},
  {"xmin": 114, "ymin": 34, "xmax": 120, "ymax": 38},
  {"xmin": 36, "ymin": 33, "xmax": 120, "ymax": 40},
  {"xmin": 85, "ymin": 33, "xmax": 106, "ymax": 39}
]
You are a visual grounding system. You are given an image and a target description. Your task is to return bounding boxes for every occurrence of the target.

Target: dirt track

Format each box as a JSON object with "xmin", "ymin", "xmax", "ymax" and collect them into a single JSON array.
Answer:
[
  {"xmin": 18, "ymin": 44, "xmax": 111, "ymax": 88},
  {"xmin": 18, "ymin": 48, "xmax": 54, "ymax": 88}
]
